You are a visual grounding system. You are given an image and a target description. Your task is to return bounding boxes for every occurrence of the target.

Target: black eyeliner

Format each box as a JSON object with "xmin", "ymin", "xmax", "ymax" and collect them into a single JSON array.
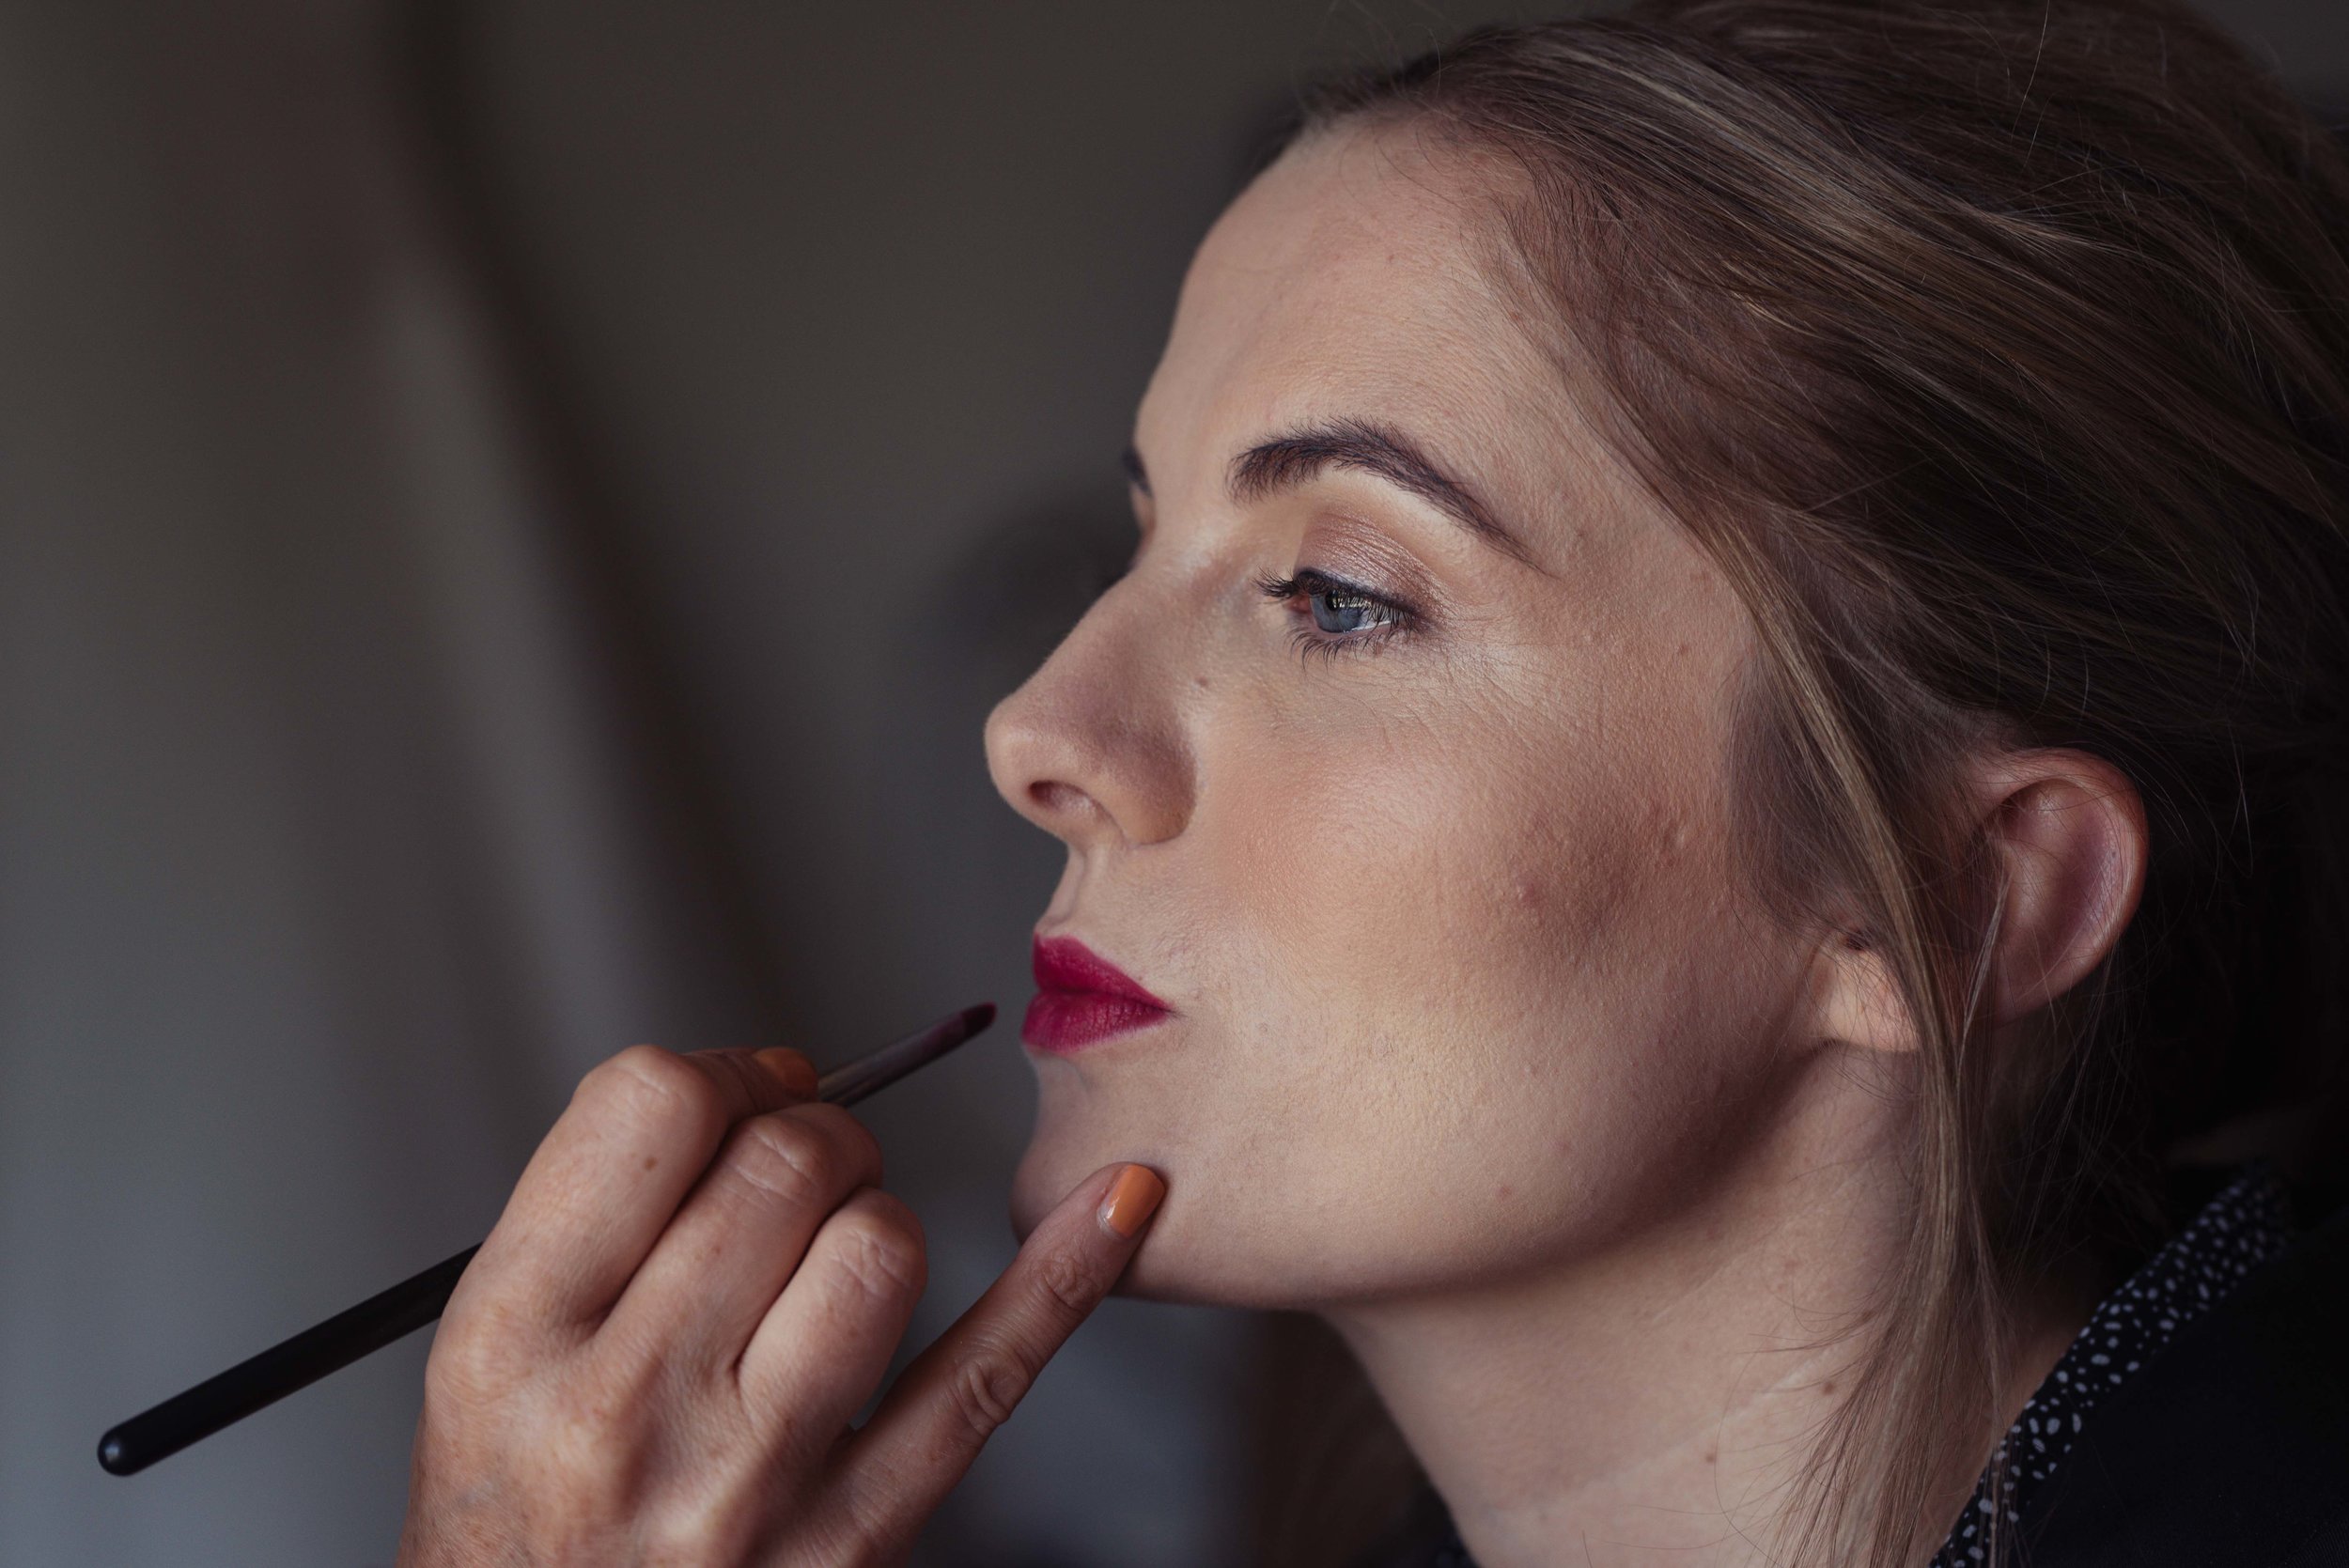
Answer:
[{"xmin": 1253, "ymin": 567, "xmax": 1425, "ymax": 658}]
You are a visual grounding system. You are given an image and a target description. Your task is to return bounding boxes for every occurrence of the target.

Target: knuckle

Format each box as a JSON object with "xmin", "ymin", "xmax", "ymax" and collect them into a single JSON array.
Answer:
[
  {"xmin": 799, "ymin": 1101, "xmax": 885, "ymax": 1183},
  {"xmin": 1032, "ymin": 1247, "xmax": 1102, "ymax": 1320},
  {"xmin": 947, "ymin": 1348, "xmax": 1032, "ymax": 1441},
  {"xmin": 426, "ymin": 1299, "xmax": 530, "ymax": 1401},
  {"xmin": 862, "ymin": 1185, "xmax": 924, "ymax": 1243},
  {"xmin": 586, "ymin": 1045, "xmax": 722, "ymax": 1139},
  {"xmin": 832, "ymin": 1205, "xmax": 926, "ymax": 1301},
  {"xmin": 422, "ymin": 1336, "xmax": 496, "ymax": 1407},
  {"xmin": 726, "ymin": 1113, "xmax": 834, "ymax": 1205}
]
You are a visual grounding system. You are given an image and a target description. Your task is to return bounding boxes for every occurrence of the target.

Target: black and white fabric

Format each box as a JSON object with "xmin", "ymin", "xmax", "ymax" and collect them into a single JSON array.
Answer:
[{"xmin": 1927, "ymin": 1157, "xmax": 2296, "ymax": 1565}]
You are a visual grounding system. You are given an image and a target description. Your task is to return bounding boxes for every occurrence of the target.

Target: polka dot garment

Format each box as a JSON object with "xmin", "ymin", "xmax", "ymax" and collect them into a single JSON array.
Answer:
[
  {"xmin": 1927, "ymin": 1157, "xmax": 2296, "ymax": 1567},
  {"xmin": 1410, "ymin": 1158, "xmax": 2298, "ymax": 1568}
]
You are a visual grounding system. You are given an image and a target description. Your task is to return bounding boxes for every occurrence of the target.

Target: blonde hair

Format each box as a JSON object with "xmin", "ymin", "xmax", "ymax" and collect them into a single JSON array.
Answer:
[{"xmin": 1276, "ymin": 1, "xmax": 2349, "ymax": 1561}]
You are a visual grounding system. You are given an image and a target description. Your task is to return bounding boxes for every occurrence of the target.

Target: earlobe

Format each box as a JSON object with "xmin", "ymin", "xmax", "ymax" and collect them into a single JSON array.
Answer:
[
  {"xmin": 1972, "ymin": 751, "xmax": 2149, "ymax": 1026},
  {"xmin": 1810, "ymin": 927, "xmax": 1916, "ymax": 1055}
]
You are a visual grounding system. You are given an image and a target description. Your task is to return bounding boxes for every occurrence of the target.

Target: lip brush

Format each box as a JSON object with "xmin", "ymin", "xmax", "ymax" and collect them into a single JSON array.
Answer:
[{"xmin": 96, "ymin": 1001, "xmax": 997, "ymax": 1478}]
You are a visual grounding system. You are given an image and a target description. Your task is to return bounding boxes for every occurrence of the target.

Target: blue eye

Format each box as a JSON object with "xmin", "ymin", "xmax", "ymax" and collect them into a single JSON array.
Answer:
[{"xmin": 1252, "ymin": 567, "xmax": 1423, "ymax": 660}]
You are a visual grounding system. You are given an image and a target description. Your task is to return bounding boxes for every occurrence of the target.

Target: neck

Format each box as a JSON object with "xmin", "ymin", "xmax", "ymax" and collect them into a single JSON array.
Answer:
[{"xmin": 1321, "ymin": 1079, "xmax": 2097, "ymax": 1568}]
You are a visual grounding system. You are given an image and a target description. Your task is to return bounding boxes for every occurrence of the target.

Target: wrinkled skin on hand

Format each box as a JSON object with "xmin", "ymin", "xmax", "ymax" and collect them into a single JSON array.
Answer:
[{"xmin": 395, "ymin": 1045, "xmax": 1162, "ymax": 1567}]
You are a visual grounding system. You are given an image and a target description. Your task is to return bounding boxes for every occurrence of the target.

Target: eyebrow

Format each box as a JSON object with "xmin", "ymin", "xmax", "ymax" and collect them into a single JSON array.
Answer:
[{"xmin": 1119, "ymin": 418, "xmax": 1533, "ymax": 566}]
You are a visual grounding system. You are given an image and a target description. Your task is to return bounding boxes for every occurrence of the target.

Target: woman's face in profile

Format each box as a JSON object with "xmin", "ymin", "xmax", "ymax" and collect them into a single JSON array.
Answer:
[{"xmin": 986, "ymin": 123, "xmax": 1837, "ymax": 1310}]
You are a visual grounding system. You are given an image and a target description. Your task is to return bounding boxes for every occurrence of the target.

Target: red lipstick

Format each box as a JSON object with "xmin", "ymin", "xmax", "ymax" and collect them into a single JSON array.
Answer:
[{"xmin": 1022, "ymin": 934, "xmax": 1172, "ymax": 1054}]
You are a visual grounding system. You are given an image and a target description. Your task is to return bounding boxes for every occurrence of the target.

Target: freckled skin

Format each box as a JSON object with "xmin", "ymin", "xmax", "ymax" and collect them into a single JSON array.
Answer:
[
  {"xmin": 982, "ymin": 121, "xmax": 2131, "ymax": 1568},
  {"xmin": 987, "ymin": 123, "xmax": 1802, "ymax": 1312}
]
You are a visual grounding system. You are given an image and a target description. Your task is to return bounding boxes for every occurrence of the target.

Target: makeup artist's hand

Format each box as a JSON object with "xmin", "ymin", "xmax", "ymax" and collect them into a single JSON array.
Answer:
[{"xmin": 393, "ymin": 1044, "xmax": 1165, "ymax": 1568}]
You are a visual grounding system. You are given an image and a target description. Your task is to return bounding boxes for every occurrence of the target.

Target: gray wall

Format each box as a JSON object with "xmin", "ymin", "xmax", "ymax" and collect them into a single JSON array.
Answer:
[{"xmin": 5, "ymin": 4, "xmax": 2342, "ymax": 1565}]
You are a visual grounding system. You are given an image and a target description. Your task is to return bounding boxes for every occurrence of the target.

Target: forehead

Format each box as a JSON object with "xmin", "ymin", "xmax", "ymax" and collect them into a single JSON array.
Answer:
[{"xmin": 1136, "ymin": 123, "xmax": 1610, "ymax": 534}]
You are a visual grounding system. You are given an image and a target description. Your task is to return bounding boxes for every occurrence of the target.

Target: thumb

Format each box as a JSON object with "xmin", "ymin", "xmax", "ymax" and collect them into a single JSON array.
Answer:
[{"xmin": 831, "ymin": 1163, "xmax": 1164, "ymax": 1530}]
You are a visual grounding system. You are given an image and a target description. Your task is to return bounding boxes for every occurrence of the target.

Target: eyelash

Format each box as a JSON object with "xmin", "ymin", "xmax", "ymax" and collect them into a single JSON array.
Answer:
[{"xmin": 1252, "ymin": 567, "xmax": 1424, "ymax": 662}]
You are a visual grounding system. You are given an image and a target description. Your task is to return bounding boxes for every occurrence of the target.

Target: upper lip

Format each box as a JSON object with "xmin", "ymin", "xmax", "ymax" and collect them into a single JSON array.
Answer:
[{"xmin": 1031, "ymin": 933, "xmax": 1172, "ymax": 1009}]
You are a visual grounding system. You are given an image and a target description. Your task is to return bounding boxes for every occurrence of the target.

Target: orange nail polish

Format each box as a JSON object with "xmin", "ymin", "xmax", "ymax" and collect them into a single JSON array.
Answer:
[
  {"xmin": 754, "ymin": 1048, "xmax": 820, "ymax": 1100},
  {"xmin": 1099, "ymin": 1164, "xmax": 1166, "ymax": 1239}
]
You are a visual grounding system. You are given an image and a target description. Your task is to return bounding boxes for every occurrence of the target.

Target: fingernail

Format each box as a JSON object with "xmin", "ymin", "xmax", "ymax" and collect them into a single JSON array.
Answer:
[
  {"xmin": 1098, "ymin": 1164, "xmax": 1165, "ymax": 1239},
  {"xmin": 754, "ymin": 1048, "xmax": 820, "ymax": 1100}
]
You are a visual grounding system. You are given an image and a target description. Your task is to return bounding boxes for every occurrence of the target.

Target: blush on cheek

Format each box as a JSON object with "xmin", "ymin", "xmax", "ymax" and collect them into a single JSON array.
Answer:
[{"xmin": 1468, "ymin": 828, "xmax": 1627, "ymax": 965}]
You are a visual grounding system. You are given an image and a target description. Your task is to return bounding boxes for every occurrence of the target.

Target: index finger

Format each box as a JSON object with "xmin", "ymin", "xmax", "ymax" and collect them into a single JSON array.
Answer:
[
  {"xmin": 462, "ymin": 1045, "xmax": 821, "ymax": 1331},
  {"xmin": 831, "ymin": 1163, "xmax": 1165, "ymax": 1541}
]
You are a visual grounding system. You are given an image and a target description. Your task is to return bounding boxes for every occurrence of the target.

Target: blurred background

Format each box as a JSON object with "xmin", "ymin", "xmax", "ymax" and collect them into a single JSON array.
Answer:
[{"xmin": 4, "ymin": 2, "xmax": 2344, "ymax": 1564}]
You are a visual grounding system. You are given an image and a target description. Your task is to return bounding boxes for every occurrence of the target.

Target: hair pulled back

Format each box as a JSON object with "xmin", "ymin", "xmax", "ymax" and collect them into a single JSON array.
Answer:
[{"xmin": 1289, "ymin": 3, "xmax": 2349, "ymax": 1560}]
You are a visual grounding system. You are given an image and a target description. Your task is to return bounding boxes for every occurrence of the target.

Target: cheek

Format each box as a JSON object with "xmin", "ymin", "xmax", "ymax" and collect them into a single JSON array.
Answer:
[
  {"xmin": 1173, "ymin": 678, "xmax": 1777, "ymax": 1279},
  {"xmin": 1190, "ymin": 692, "xmax": 1679, "ymax": 1188},
  {"xmin": 1213, "ymin": 695, "xmax": 1668, "ymax": 1037}
]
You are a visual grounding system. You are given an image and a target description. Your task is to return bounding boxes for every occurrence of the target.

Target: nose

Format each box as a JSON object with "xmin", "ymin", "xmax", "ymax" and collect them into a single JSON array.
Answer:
[{"xmin": 984, "ymin": 588, "xmax": 1195, "ymax": 851}]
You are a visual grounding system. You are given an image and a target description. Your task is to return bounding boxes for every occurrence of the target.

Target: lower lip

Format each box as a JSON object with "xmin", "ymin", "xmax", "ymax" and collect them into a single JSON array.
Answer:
[{"xmin": 1020, "ymin": 991, "xmax": 1171, "ymax": 1054}]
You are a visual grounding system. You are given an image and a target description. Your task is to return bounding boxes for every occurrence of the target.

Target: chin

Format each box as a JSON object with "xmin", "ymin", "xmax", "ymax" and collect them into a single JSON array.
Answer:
[
  {"xmin": 1006, "ymin": 1128, "xmax": 1206, "ymax": 1305},
  {"xmin": 1005, "ymin": 1144, "xmax": 1058, "ymax": 1246},
  {"xmin": 1012, "ymin": 1131, "xmax": 1328, "ymax": 1311},
  {"xmin": 1006, "ymin": 1122, "xmax": 1105, "ymax": 1243}
]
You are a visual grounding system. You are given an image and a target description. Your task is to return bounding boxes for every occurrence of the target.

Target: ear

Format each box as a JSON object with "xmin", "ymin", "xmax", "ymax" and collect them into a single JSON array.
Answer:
[
  {"xmin": 1966, "ymin": 748, "xmax": 2148, "ymax": 1028},
  {"xmin": 1804, "ymin": 747, "xmax": 2149, "ymax": 1053},
  {"xmin": 1808, "ymin": 925, "xmax": 1912, "ymax": 1056}
]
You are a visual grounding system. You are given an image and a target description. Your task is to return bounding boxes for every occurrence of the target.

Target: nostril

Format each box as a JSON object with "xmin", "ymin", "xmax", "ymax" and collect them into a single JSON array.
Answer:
[{"xmin": 1028, "ymin": 780, "xmax": 1088, "ymax": 817}]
